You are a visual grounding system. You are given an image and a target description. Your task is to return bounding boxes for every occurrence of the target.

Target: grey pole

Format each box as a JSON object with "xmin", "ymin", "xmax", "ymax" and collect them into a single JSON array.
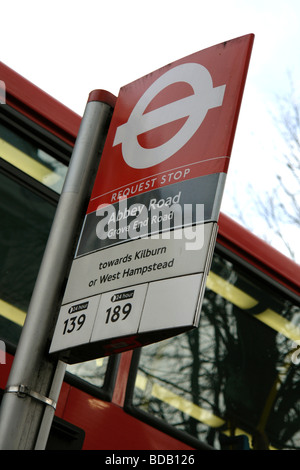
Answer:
[{"xmin": 0, "ymin": 90, "xmax": 116, "ymax": 450}]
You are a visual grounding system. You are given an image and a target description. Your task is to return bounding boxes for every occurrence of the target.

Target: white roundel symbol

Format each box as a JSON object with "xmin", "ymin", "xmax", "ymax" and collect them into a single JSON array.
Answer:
[{"xmin": 113, "ymin": 63, "xmax": 226, "ymax": 169}]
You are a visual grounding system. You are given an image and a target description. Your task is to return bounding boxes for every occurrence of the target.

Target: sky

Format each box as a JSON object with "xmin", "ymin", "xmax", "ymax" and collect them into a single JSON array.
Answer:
[{"xmin": 1, "ymin": 0, "xmax": 300, "ymax": 262}]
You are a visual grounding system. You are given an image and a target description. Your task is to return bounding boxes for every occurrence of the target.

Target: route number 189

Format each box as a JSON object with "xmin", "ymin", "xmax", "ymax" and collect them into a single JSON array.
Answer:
[{"xmin": 105, "ymin": 303, "xmax": 132, "ymax": 324}]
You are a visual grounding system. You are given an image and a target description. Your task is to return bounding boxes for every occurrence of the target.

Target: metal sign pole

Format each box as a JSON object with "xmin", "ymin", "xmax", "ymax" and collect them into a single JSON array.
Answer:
[{"xmin": 0, "ymin": 91, "xmax": 115, "ymax": 450}]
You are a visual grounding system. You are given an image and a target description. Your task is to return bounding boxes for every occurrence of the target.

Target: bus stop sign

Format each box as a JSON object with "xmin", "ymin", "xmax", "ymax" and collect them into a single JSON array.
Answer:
[{"xmin": 50, "ymin": 34, "xmax": 254, "ymax": 363}]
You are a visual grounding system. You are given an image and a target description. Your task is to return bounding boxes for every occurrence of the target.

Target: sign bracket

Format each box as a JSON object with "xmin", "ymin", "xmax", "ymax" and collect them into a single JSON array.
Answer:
[{"xmin": 5, "ymin": 385, "xmax": 57, "ymax": 410}]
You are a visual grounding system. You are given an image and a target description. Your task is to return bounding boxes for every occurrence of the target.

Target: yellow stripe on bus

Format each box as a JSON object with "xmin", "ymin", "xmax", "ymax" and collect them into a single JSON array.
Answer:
[
  {"xmin": 135, "ymin": 373, "xmax": 224, "ymax": 428},
  {"xmin": 0, "ymin": 299, "xmax": 26, "ymax": 326},
  {"xmin": 152, "ymin": 382, "xmax": 225, "ymax": 428},
  {"xmin": 0, "ymin": 138, "xmax": 61, "ymax": 187},
  {"xmin": 206, "ymin": 272, "xmax": 300, "ymax": 342},
  {"xmin": 206, "ymin": 271, "xmax": 257, "ymax": 309}
]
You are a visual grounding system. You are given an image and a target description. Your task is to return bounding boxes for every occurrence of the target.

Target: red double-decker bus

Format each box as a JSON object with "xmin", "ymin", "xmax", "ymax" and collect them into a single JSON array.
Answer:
[{"xmin": 0, "ymin": 62, "xmax": 299, "ymax": 450}]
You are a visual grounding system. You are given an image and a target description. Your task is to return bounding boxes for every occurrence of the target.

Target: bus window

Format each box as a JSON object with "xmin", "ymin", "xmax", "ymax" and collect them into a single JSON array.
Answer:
[
  {"xmin": 130, "ymin": 250, "xmax": 300, "ymax": 450},
  {"xmin": 0, "ymin": 108, "xmax": 114, "ymax": 395},
  {"xmin": 0, "ymin": 122, "xmax": 67, "ymax": 194},
  {"xmin": 0, "ymin": 172, "xmax": 56, "ymax": 344},
  {"xmin": 66, "ymin": 357, "xmax": 110, "ymax": 389}
]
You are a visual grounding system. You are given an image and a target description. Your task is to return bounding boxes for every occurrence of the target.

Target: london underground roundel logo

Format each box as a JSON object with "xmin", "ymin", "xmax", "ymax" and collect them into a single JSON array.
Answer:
[{"xmin": 113, "ymin": 63, "xmax": 226, "ymax": 169}]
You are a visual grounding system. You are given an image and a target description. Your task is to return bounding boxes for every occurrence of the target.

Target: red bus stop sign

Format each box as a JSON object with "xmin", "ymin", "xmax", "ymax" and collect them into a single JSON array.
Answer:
[{"xmin": 50, "ymin": 34, "xmax": 254, "ymax": 363}]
